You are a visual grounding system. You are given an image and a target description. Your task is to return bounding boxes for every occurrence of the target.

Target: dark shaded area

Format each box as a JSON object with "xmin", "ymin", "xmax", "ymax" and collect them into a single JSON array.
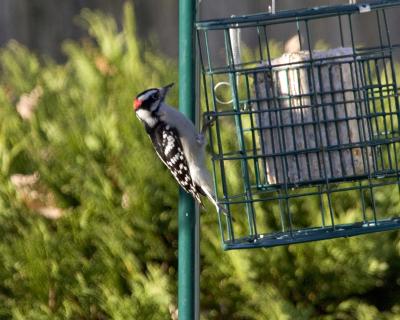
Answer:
[
  {"xmin": 0, "ymin": 0, "xmax": 376, "ymax": 61},
  {"xmin": 0, "ymin": 0, "xmax": 124, "ymax": 60}
]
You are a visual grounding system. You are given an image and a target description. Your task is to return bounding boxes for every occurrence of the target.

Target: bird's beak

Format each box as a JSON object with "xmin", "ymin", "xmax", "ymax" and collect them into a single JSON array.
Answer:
[{"xmin": 160, "ymin": 83, "xmax": 174, "ymax": 101}]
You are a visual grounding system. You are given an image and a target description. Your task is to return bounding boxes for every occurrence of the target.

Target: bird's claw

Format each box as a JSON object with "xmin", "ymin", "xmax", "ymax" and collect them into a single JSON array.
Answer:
[{"xmin": 201, "ymin": 112, "xmax": 217, "ymax": 134}]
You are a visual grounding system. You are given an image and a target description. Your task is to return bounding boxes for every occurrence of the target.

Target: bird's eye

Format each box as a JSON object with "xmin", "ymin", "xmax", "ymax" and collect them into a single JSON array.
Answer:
[{"xmin": 152, "ymin": 92, "xmax": 160, "ymax": 100}]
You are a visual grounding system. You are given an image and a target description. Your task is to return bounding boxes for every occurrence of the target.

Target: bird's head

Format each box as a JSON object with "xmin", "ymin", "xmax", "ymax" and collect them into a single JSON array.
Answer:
[{"xmin": 133, "ymin": 83, "xmax": 174, "ymax": 128}]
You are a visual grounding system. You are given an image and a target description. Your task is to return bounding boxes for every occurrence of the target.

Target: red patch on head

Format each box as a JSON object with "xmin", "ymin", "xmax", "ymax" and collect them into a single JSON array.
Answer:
[{"xmin": 133, "ymin": 98, "xmax": 142, "ymax": 111}]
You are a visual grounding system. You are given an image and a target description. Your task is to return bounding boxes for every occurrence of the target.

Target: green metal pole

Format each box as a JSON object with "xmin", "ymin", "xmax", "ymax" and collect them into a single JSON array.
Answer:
[{"xmin": 179, "ymin": 0, "xmax": 197, "ymax": 319}]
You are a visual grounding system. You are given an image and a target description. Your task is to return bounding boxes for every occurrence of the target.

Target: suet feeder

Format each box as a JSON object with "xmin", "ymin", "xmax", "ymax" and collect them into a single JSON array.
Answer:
[{"xmin": 196, "ymin": 0, "xmax": 400, "ymax": 250}]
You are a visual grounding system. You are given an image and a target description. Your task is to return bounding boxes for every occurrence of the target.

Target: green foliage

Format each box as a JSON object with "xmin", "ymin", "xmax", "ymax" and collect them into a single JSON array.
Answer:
[{"xmin": 0, "ymin": 2, "xmax": 400, "ymax": 319}]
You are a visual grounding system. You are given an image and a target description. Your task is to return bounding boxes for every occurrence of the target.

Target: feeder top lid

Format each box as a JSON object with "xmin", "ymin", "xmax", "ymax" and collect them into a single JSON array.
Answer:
[{"xmin": 196, "ymin": 0, "xmax": 399, "ymax": 30}]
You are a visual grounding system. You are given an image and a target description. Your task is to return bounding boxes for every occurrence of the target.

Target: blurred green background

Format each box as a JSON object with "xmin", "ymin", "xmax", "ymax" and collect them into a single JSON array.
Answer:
[{"xmin": 1, "ymin": 2, "xmax": 400, "ymax": 319}]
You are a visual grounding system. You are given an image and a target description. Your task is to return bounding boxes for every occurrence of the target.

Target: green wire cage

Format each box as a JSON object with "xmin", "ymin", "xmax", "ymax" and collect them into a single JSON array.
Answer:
[{"xmin": 196, "ymin": 0, "xmax": 400, "ymax": 250}]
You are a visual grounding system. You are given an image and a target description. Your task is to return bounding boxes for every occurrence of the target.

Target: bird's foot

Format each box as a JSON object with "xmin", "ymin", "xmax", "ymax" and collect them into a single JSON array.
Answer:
[{"xmin": 200, "ymin": 113, "xmax": 216, "ymax": 135}]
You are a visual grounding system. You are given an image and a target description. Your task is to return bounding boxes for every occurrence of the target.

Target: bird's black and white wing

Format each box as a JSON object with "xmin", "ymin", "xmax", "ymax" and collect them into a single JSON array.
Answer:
[{"xmin": 149, "ymin": 123, "xmax": 204, "ymax": 204}]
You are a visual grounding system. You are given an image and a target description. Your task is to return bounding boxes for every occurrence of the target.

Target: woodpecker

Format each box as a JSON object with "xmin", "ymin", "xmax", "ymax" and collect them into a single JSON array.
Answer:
[{"xmin": 133, "ymin": 83, "xmax": 226, "ymax": 213}]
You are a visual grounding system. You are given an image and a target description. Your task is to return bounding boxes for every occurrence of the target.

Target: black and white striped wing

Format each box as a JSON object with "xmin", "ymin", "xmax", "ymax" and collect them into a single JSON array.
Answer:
[{"xmin": 150, "ymin": 124, "xmax": 203, "ymax": 204}]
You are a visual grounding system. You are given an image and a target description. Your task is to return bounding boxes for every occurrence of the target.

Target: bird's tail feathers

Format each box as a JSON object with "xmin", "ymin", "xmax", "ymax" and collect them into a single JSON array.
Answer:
[{"xmin": 201, "ymin": 186, "xmax": 229, "ymax": 215}]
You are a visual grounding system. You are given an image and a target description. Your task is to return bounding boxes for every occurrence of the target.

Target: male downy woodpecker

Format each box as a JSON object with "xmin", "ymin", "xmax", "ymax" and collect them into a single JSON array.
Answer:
[{"xmin": 133, "ymin": 83, "xmax": 226, "ymax": 213}]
